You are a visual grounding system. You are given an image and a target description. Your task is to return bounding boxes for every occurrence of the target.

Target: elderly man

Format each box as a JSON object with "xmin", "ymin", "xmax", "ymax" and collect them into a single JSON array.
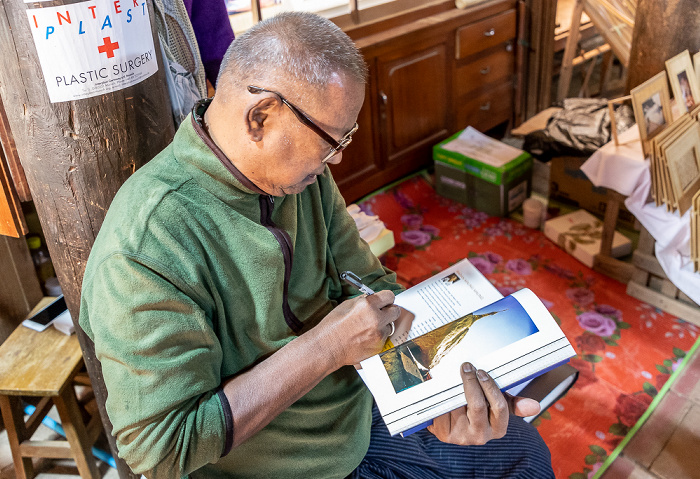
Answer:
[{"xmin": 80, "ymin": 11, "xmax": 554, "ymax": 479}]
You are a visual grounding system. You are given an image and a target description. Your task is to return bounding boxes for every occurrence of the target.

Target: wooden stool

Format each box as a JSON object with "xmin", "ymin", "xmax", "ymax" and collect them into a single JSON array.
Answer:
[{"xmin": 0, "ymin": 313, "xmax": 102, "ymax": 479}]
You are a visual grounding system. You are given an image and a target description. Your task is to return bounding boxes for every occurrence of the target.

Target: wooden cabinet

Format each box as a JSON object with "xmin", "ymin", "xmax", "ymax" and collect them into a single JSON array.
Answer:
[
  {"xmin": 453, "ymin": 7, "xmax": 517, "ymax": 133},
  {"xmin": 325, "ymin": 83, "xmax": 383, "ymax": 202},
  {"xmin": 379, "ymin": 42, "xmax": 449, "ymax": 166},
  {"xmin": 456, "ymin": 80, "xmax": 514, "ymax": 131},
  {"xmin": 455, "ymin": 8, "xmax": 516, "ymax": 59},
  {"xmin": 332, "ymin": 0, "xmax": 519, "ymax": 203}
]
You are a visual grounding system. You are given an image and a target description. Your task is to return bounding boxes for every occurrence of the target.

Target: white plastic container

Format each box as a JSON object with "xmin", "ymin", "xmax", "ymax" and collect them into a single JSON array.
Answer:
[{"xmin": 522, "ymin": 198, "xmax": 544, "ymax": 229}]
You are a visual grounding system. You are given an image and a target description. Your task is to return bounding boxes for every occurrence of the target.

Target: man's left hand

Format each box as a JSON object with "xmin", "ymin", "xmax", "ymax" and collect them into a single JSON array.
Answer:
[{"xmin": 426, "ymin": 362, "xmax": 541, "ymax": 446}]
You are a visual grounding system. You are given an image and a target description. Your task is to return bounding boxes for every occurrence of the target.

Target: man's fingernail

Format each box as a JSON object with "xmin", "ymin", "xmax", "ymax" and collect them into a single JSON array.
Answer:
[
  {"xmin": 462, "ymin": 363, "xmax": 474, "ymax": 373},
  {"xmin": 477, "ymin": 369, "xmax": 489, "ymax": 381}
]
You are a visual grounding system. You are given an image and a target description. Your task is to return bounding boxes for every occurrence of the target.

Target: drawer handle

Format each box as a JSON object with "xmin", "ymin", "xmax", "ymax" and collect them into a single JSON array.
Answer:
[
  {"xmin": 480, "ymin": 66, "xmax": 491, "ymax": 75},
  {"xmin": 480, "ymin": 102, "xmax": 491, "ymax": 111},
  {"xmin": 484, "ymin": 28, "xmax": 495, "ymax": 37},
  {"xmin": 380, "ymin": 91, "xmax": 388, "ymax": 105}
]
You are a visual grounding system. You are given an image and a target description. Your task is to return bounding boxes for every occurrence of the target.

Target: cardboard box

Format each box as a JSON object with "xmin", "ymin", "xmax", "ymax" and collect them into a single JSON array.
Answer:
[
  {"xmin": 433, "ymin": 131, "xmax": 533, "ymax": 217},
  {"xmin": 544, "ymin": 209, "xmax": 632, "ymax": 268},
  {"xmin": 549, "ymin": 156, "xmax": 637, "ymax": 229}
]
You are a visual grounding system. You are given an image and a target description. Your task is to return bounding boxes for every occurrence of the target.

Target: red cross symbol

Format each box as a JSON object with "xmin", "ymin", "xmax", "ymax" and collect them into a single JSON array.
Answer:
[{"xmin": 98, "ymin": 37, "xmax": 120, "ymax": 58}]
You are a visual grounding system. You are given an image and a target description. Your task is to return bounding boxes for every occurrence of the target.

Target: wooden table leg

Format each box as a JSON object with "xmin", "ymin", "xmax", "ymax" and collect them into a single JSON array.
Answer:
[
  {"xmin": 53, "ymin": 386, "xmax": 101, "ymax": 479},
  {"xmin": 0, "ymin": 394, "xmax": 34, "ymax": 479},
  {"xmin": 593, "ymin": 189, "xmax": 635, "ymax": 283}
]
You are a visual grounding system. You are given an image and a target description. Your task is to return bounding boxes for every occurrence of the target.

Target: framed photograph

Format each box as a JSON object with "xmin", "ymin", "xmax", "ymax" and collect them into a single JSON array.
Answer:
[
  {"xmin": 655, "ymin": 115, "xmax": 694, "ymax": 210},
  {"xmin": 664, "ymin": 122, "xmax": 700, "ymax": 215},
  {"xmin": 692, "ymin": 191, "xmax": 697, "ymax": 266},
  {"xmin": 694, "ymin": 51, "xmax": 700, "ymax": 90},
  {"xmin": 630, "ymin": 72, "xmax": 673, "ymax": 151},
  {"xmin": 666, "ymin": 50, "xmax": 700, "ymax": 114}
]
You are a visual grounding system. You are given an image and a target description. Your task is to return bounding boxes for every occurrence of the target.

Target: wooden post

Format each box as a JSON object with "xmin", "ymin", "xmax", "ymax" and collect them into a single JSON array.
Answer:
[
  {"xmin": 0, "ymin": 1, "xmax": 175, "ymax": 477},
  {"xmin": 524, "ymin": 0, "xmax": 557, "ymax": 119},
  {"xmin": 627, "ymin": 0, "xmax": 700, "ymax": 92}
]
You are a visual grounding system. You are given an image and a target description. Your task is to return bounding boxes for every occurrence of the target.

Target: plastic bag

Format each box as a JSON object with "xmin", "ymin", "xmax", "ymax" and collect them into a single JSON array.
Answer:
[{"xmin": 523, "ymin": 98, "xmax": 635, "ymax": 161}]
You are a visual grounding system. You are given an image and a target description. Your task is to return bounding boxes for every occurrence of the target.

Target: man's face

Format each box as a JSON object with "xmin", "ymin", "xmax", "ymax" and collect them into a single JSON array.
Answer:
[{"xmin": 256, "ymin": 75, "xmax": 365, "ymax": 196}]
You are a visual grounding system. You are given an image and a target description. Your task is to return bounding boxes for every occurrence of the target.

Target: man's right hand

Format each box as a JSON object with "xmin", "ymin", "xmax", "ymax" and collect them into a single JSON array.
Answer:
[
  {"xmin": 319, "ymin": 290, "xmax": 401, "ymax": 368},
  {"xmin": 222, "ymin": 289, "xmax": 400, "ymax": 449}
]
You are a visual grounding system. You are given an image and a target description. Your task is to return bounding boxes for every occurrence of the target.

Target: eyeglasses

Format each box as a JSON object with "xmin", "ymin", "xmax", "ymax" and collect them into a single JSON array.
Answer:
[{"xmin": 248, "ymin": 85, "xmax": 358, "ymax": 163}]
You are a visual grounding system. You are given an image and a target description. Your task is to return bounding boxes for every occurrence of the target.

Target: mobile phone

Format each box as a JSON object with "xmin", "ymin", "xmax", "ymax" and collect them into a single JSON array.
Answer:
[{"xmin": 22, "ymin": 295, "xmax": 67, "ymax": 332}]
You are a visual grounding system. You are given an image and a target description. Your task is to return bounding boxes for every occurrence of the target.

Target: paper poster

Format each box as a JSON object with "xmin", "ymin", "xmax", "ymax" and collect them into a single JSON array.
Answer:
[{"xmin": 26, "ymin": 0, "xmax": 158, "ymax": 103}]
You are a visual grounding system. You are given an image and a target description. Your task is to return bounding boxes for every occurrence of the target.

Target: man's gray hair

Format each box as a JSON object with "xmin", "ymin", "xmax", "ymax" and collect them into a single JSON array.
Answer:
[{"xmin": 216, "ymin": 12, "xmax": 368, "ymax": 94}]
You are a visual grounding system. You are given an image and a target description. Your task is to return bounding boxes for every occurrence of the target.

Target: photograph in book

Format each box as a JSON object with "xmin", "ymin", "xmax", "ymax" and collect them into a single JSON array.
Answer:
[
  {"xmin": 382, "ymin": 258, "xmax": 504, "ymax": 346},
  {"xmin": 380, "ymin": 295, "xmax": 538, "ymax": 394}
]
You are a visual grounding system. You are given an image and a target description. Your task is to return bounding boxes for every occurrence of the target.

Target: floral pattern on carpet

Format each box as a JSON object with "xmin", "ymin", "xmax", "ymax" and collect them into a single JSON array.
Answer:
[{"xmin": 358, "ymin": 175, "xmax": 699, "ymax": 479}]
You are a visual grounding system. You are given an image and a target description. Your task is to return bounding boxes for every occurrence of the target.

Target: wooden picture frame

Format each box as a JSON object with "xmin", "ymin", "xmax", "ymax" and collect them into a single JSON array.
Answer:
[
  {"xmin": 692, "ymin": 189, "xmax": 699, "ymax": 271},
  {"xmin": 630, "ymin": 72, "xmax": 673, "ymax": 155},
  {"xmin": 607, "ymin": 95, "xmax": 632, "ymax": 146},
  {"xmin": 666, "ymin": 50, "xmax": 700, "ymax": 114},
  {"xmin": 694, "ymin": 51, "xmax": 700, "ymax": 91},
  {"xmin": 665, "ymin": 122, "xmax": 700, "ymax": 215}
]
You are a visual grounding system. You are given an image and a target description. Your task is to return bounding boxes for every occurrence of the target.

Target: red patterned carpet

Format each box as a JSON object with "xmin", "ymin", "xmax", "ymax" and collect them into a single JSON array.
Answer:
[{"xmin": 358, "ymin": 174, "xmax": 699, "ymax": 479}]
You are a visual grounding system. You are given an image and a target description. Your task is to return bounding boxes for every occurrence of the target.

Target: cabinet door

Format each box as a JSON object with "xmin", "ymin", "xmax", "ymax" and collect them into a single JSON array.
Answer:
[
  {"xmin": 378, "ymin": 42, "xmax": 449, "ymax": 167},
  {"xmin": 329, "ymin": 82, "xmax": 381, "ymax": 203}
]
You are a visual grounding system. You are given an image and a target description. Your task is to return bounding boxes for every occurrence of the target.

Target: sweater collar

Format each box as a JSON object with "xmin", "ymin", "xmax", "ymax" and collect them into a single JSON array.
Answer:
[{"xmin": 190, "ymin": 98, "xmax": 268, "ymax": 196}]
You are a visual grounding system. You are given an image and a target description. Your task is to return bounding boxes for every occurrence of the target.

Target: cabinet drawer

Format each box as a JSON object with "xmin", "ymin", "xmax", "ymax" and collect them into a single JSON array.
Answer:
[
  {"xmin": 456, "ymin": 81, "xmax": 513, "ymax": 132},
  {"xmin": 454, "ymin": 48, "xmax": 514, "ymax": 99},
  {"xmin": 455, "ymin": 9, "xmax": 516, "ymax": 60}
]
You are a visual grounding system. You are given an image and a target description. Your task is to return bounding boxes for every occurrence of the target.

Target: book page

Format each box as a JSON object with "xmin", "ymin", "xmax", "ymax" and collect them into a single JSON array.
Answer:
[
  {"xmin": 440, "ymin": 127, "xmax": 525, "ymax": 168},
  {"xmin": 390, "ymin": 259, "xmax": 503, "ymax": 346}
]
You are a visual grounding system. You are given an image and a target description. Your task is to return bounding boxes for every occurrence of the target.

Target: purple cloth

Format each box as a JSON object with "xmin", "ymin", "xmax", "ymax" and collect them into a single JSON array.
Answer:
[{"xmin": 183, "ymin": 0, "xmax": 235, "ymax": 85}]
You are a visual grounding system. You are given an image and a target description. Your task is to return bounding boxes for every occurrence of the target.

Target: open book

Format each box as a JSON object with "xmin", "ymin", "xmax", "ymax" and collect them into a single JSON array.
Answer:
[{"xmin": 357, "ymin": 259, "xmax": 577, "ymax": 436}]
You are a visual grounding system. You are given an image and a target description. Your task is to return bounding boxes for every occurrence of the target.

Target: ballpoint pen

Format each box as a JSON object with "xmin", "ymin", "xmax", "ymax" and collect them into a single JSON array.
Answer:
[
  {"xmin": 340, "ymin": 271, "xmax": 395, "ymax": 336},
  {"xmin": 340, "ymin": 271, "xmax": 375, "ymax": 295}
]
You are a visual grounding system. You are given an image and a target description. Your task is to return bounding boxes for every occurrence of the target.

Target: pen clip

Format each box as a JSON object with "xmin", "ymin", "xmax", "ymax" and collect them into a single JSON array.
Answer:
[
  {"xmin": 340, "ymin": 270, "xmax": 361, "ymax": 284},
  {"xmin": 340, "ymin": 271, "xmax": 375, "ymax": 295}
]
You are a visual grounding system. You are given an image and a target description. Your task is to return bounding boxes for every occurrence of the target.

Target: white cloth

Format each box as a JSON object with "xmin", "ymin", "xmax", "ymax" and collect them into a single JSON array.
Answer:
[
  {"xmin": 580, "ymin": 126, "xmax": 700, "ymax": 305},
  {"xmin": 624, "ymin": 167, "xmax": 699, "ymax": 304},
  {"xmin": 580, "ymin": 126, "xmax": 648, "ymax": 196}
]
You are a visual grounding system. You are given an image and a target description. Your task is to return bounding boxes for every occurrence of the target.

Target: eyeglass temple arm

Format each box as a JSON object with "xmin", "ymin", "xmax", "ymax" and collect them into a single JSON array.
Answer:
[{"xmin": 247, "ymin": 85, "xmax": 340, "ymax": 149}]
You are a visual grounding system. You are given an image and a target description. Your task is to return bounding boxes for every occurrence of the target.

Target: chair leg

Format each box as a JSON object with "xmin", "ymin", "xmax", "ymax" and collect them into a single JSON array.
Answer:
[
  {"xmin": 0, "ymin": 395, "xmax": 34, "ymax": 479},
  {"xmin": 53, "ymin": 387, "xmax": 101, "ymax": 479}
]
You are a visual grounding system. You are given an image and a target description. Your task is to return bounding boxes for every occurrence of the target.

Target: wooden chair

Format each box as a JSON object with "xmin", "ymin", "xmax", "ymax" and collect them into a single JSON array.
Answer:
[
  {"xmin": 557, "ymin": 0, "xmax": 634, "ymax": 102},
  {"xmin": 0, "ymin": 306, "xmax": 103, "ymax": 479}
]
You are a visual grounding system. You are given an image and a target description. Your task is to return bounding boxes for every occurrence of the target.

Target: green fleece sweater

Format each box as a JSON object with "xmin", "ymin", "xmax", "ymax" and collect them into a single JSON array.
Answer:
[{"xmin": 79, "ymin": 113, "xmax": 403, "ymax": 478}]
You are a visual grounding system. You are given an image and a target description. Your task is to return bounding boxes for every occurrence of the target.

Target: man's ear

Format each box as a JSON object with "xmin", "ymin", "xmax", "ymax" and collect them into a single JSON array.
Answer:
[{"xmin": 246, "ymin": 97, "xmax": 277, "ymax": 142}]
